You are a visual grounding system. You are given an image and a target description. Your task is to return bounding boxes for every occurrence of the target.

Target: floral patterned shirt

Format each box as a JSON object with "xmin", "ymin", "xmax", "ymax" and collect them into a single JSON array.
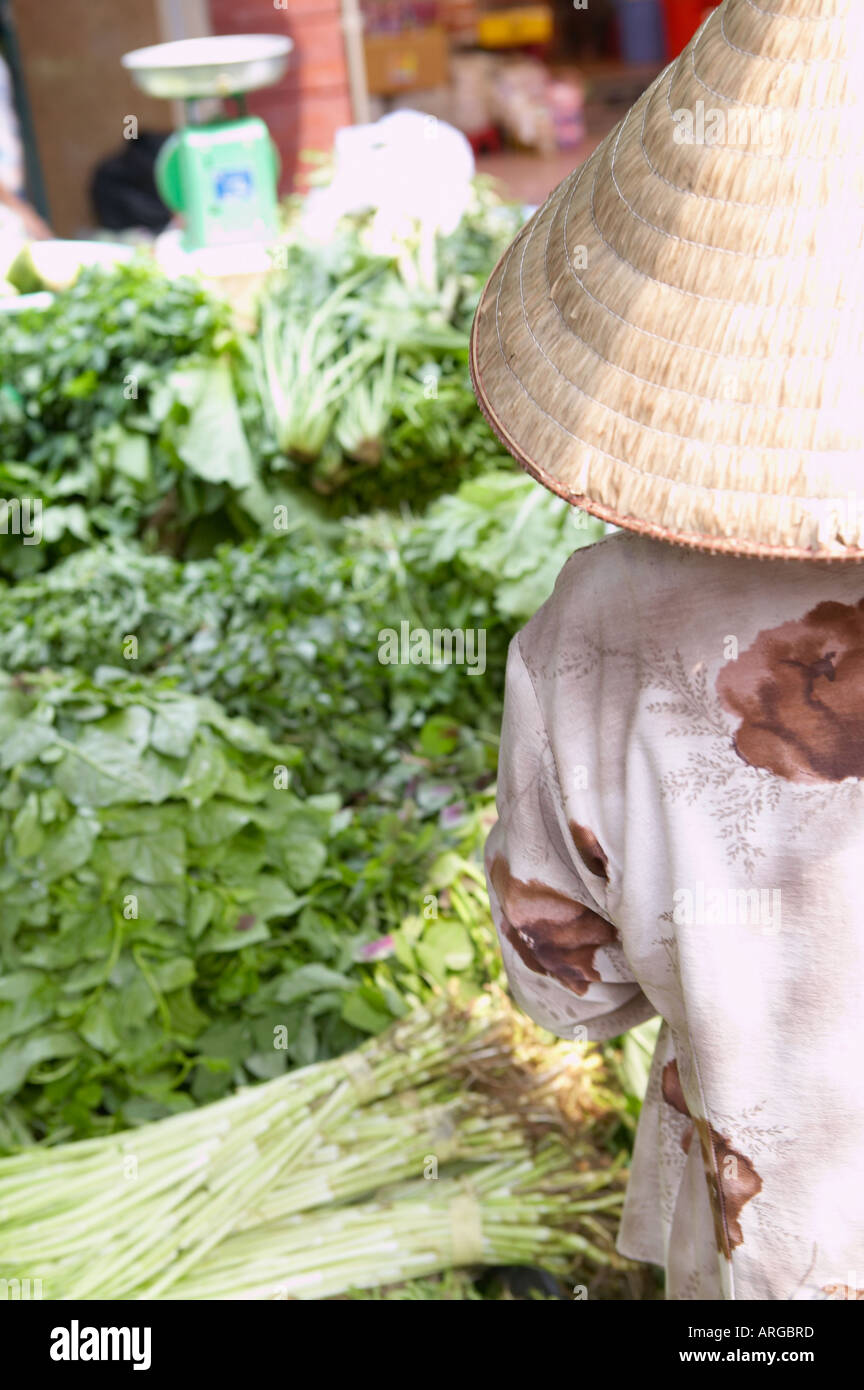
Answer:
[{"xmin": 486, "ymin": 529, "xmax": 864, "ymax": 1301}]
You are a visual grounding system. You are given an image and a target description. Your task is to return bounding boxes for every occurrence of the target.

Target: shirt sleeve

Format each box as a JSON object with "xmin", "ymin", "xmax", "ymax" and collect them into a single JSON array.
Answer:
[{"xmin": 485, "ymin": 633, "xmax": 657, "ymax": 1043}]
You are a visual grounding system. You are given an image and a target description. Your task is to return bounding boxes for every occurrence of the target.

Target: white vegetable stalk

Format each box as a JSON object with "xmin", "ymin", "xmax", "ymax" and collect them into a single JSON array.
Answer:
[{"xmin": 0, "ymin": 996, "xmax": 628, "ymax": 1300}]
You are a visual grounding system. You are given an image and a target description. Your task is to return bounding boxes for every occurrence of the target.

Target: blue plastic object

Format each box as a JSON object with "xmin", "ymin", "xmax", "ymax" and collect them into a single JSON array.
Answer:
[{"xmin": 614, "ymin": 0, "xmax": 666, "ymax": 65}]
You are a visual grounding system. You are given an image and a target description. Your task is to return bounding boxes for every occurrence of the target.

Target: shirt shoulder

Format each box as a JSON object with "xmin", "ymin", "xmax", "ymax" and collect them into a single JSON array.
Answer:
[
  {"xmin": 515, "ymin": 528, "xmax": 839, "ymax": 679},
  {"xmin": 517, "ymin": 530, "xmax": 685, "ymax": 674}
]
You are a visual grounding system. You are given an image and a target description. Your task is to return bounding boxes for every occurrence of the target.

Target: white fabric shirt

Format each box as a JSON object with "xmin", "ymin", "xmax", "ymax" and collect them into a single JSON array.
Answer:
[{"xmin": 486, "ymin": 529, "xmax": 864, "ymax": 1300}]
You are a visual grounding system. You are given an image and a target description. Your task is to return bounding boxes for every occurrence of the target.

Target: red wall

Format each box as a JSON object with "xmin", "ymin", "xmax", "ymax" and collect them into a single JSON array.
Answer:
[{"xmin": 207, "ymin": 0, "xmax": 353, "ymax": 192}]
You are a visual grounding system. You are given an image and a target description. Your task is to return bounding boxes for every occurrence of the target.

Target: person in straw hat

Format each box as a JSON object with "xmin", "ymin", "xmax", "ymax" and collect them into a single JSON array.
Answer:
[{"xmin": 473, "ymin": 0, "xmax": 864, "ymax": 1300}]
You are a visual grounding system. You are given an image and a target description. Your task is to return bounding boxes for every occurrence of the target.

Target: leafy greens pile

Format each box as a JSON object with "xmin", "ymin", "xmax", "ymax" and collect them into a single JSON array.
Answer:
[
  {"xmin": 0, "ymin": 181, "xmax": 526, "ymax": 584},
  {"xmin": 0, "ymin": 669, "xmax": 348, "ymax": 1142},
  {"xmin": 0, "ymin": 262, "xmax": 269, "ymax": 578},
  {"xmin": 0, "ymin": 469, "xmax": 603, "ymax": 1145},
  {"xmin": 0, "ymin": 183, "xmax": 611, "ymax": 1172},
  {"xmin": 0, "ymin": 471, "xmax": 602, "ymax": 797}
]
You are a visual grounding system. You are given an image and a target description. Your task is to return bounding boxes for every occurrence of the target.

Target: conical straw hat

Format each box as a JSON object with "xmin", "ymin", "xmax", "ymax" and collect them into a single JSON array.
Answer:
[{"xmin": 470, "ymin": 0, "xmax": 864, "ymax": 560}]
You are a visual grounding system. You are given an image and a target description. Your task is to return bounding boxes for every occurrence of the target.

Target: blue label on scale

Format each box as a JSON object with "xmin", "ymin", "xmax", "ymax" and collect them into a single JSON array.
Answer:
[{"xmin": 214, "ymin": 169, "xmax": 253, "ymax": 200}]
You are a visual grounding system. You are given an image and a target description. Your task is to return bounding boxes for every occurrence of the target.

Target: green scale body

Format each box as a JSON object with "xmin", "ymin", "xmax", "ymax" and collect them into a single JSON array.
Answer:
[{"xmin": 156, "ymin": 116, "xmax": 279, "ymax": 251}]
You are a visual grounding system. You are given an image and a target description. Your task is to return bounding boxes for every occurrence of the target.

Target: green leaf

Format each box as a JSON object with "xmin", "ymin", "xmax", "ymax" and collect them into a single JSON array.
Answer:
[
  {"xmin": 61, "ymin": 368, "xmax": 100, "ymax": 399},
  {"xmin": 340, "ymin": 990, "xmax": 392, "ymax": 1035},
  {"xmin": 39, "ymin": 813, "xmax": 99, "ymax": 881},
  {"xmin": 415, "ymin": 920, "xmax": 474, "ymax": 981},
  {"xmin": 12, "ymin": 793, "xmax": 43, "ymax": 857},
  {"xmin": 188, "ymin": 888, "xmax": 217, "ymax": 939},
  {"xmin": 274, "ymin": 964, "xmax": 352, "ymax": 1004},
  {"xmin": 195, "ymin": 1021, "xmax": 250, "ymax": 1066},
  {"xmin": 112, "ymin": 428, "xmax": 151, "ymax": 484},
  {"xmin": 175, "ymin": 359, "xmax": 256, "ymax": 488},
  {"xmin": 54, "ymin": 735, "xmax": 177, "ymax": 807},
  {"xmin": 277, "ymin": 828, "xmax": 328, "ymax": 891},
  {"xmin": 186, "ymin": 799, "xmax": 252, "ymax": 846},
  {"xmin": 0, "ymin": 1030, "xmax": 82, "ymax": 1095},
  {"xmin": 419, "ymin": 715, "xmax": 460, "ymax": 758},
  {"xmin": 178, "ymin": 740, "xmax": 228, "ymax": 806},
  {"xmin": 165, "ymin": 985, "xmax": 210, "ymax": 1039},
  {"xmin": 150, "ymin": 956, "xmax": 196, "ymax": 993},
  {"xmin": 79, "ymin": 997, "xmax": 122, "ymax": 1055},
  {"xmin": 0, "ymin": 970, "xmax": 57, "ymax": 1044},
  {"xmin": 150, "ymin": 696, "xmax": 200, "ymax": 759},
  {"xmin": 103, "ymin": 827, "xmax": 186, "ymax": 885},
  {"xmin": 0, "ymin": 719, "xmax": 55, "ymax": 769}
]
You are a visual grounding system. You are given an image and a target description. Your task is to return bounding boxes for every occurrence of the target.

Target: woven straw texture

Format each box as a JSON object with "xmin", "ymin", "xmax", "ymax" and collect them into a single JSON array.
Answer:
[{"xmin": 470, "ymin": 0, "xmax": 864, "ymax": 559}]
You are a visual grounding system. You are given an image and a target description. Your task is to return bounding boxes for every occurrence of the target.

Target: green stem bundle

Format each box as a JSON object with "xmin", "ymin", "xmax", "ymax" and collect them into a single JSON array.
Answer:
[{"xmin": 0, "ymin": 996, "xmax": 628, "ymax": 1300}]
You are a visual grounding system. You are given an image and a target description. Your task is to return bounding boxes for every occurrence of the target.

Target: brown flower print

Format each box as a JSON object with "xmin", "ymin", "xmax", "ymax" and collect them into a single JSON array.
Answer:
[
  {"xmin": 662, "ymin": 1059, "xmax": 762, "ymax": 1257},
  {"xmin": 716, "ymin": 598, "xmax": 864, "ymax": 782},
  {"xmin": 569, "ymin": 822, "xmax": 609, "ymax": 880},
  {"xmin": 488, "ymin": 853, "xmax": 617, "ymax": 996}
]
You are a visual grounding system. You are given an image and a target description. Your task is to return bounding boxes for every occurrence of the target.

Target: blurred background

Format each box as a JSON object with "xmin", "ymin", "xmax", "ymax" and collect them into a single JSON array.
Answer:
[{"xmin": 1, "ymin": 0, "xmax": 721, "ymax": 234}]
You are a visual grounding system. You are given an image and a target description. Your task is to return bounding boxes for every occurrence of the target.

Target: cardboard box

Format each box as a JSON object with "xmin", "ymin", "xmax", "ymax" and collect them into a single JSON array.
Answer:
[{"xmin": 363, "ymin": 26, "xmax": 450, "ymax": 96}]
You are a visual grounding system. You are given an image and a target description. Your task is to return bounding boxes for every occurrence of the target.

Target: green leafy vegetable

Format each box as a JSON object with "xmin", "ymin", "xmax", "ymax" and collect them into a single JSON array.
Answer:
[
  {"xmin": 0, "ymin": 261, "xmax": 265, "ymax": 576},
  {"xmin": 257, "ymin": 182, "xmax": 524, "ymax": 505},
  {"xmin": 0, "ymin": 668, "xmax": 346, "ymax": 1140}
]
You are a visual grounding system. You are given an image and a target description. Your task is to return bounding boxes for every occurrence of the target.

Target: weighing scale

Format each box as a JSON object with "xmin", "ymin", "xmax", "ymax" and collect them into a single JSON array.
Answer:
[{"xmin": 122, "ymin": 35, "xmax": 292, "ymax": 251}]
